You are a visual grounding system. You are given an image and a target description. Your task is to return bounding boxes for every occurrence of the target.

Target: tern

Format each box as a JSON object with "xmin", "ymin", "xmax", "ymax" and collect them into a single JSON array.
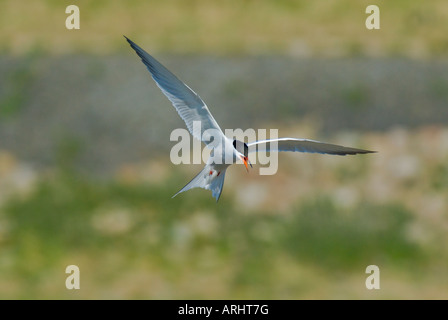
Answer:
[{"xmin": 125, "ymin": 36, "xmax": 376, "ymax": 201}]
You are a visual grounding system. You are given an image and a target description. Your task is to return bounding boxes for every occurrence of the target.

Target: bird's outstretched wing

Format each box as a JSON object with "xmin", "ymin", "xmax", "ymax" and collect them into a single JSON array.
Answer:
[
  {"xmin": 125, "ymin": 36, "xmax": 225, "ymax": 147},
  {"xmin": 248, "ymin": 138, "xmax": 376, "ymax": 155}
]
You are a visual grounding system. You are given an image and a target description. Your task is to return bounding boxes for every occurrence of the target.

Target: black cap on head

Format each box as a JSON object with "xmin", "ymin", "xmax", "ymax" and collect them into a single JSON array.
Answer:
[{"xmin": 233, "ymin": 139, "xmax": 249, "ymax": 158}]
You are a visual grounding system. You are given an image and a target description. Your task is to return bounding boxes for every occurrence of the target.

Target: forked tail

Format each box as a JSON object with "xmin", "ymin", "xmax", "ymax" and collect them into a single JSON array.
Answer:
[{"xmin": 172, "ymin": 165, "xmax": 227, "ymax": 202}]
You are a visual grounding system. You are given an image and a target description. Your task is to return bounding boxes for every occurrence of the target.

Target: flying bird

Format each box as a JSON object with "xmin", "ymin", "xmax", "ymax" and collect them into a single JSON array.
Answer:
[{"xmin": 125, "ymin": 36, "xmax": 375, "ymax": 201}]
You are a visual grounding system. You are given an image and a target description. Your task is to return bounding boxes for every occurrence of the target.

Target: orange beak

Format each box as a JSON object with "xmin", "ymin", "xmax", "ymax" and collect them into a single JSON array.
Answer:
[{"xmin": 240, "ymin": 156, "xmax": 252, "ymax": 172}]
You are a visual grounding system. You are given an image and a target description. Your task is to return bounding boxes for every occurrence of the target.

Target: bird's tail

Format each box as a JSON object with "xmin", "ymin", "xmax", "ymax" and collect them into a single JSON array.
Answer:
[{"xmin": 172, "ymin": 165, "xmax": 227, "ymax": 202}]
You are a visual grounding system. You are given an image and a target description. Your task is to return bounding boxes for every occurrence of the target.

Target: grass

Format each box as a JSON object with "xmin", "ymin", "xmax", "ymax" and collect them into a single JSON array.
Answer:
[
  {"xmin": 1, "ymin": 0, "xmax": 448, "ymax": 294},
  {"xmin": 1, "ymin": 122, "xmax": 448, "ymax": 298},
  {"xmin": 0, "ymin": 164, "xmax": 436, "ymax": 299},
  {"xmin": 0, "ymin": 52, "xmax": 38, "ymax": 120},
  {"xmin": 1, "ymin": 0, "xmax": 448, "ymax": 57},
  {"xmin": 283, "ymin": 198, "xmax": 421, "ymax": 269},
  {"xmin": 341, "ymin": 84, "xmax": 370, "ymax": 110}
]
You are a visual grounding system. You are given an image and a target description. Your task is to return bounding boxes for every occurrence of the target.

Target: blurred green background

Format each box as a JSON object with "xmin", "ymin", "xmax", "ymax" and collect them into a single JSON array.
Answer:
[{"xmin": 1, "ymin": 0, "xmax": 448, "ymax": 299}]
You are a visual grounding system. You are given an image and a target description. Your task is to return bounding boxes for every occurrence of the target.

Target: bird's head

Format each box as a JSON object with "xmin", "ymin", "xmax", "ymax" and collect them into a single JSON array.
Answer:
[{"xmin": 233, "ymin": 139, "xmax": 252, "ymax": 171}]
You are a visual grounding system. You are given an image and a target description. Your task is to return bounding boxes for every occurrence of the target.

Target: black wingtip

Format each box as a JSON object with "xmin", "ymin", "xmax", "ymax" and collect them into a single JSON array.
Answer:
[
  {"xmin": 341, "ymin": 149, "xmax": 378, "ymax": 156},
  {"xmin": 353, "ymin": 150, "xmax": 378, "ymax": 155},
  {"xmin": 124, "ymin": 35, "xmax": 137, "ymax": 48}
]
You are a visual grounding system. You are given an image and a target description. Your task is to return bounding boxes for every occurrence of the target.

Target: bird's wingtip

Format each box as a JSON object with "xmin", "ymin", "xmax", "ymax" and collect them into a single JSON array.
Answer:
[{"xmin": 123, "ymin": 35, "xmax": 133, "ymax": 44}]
